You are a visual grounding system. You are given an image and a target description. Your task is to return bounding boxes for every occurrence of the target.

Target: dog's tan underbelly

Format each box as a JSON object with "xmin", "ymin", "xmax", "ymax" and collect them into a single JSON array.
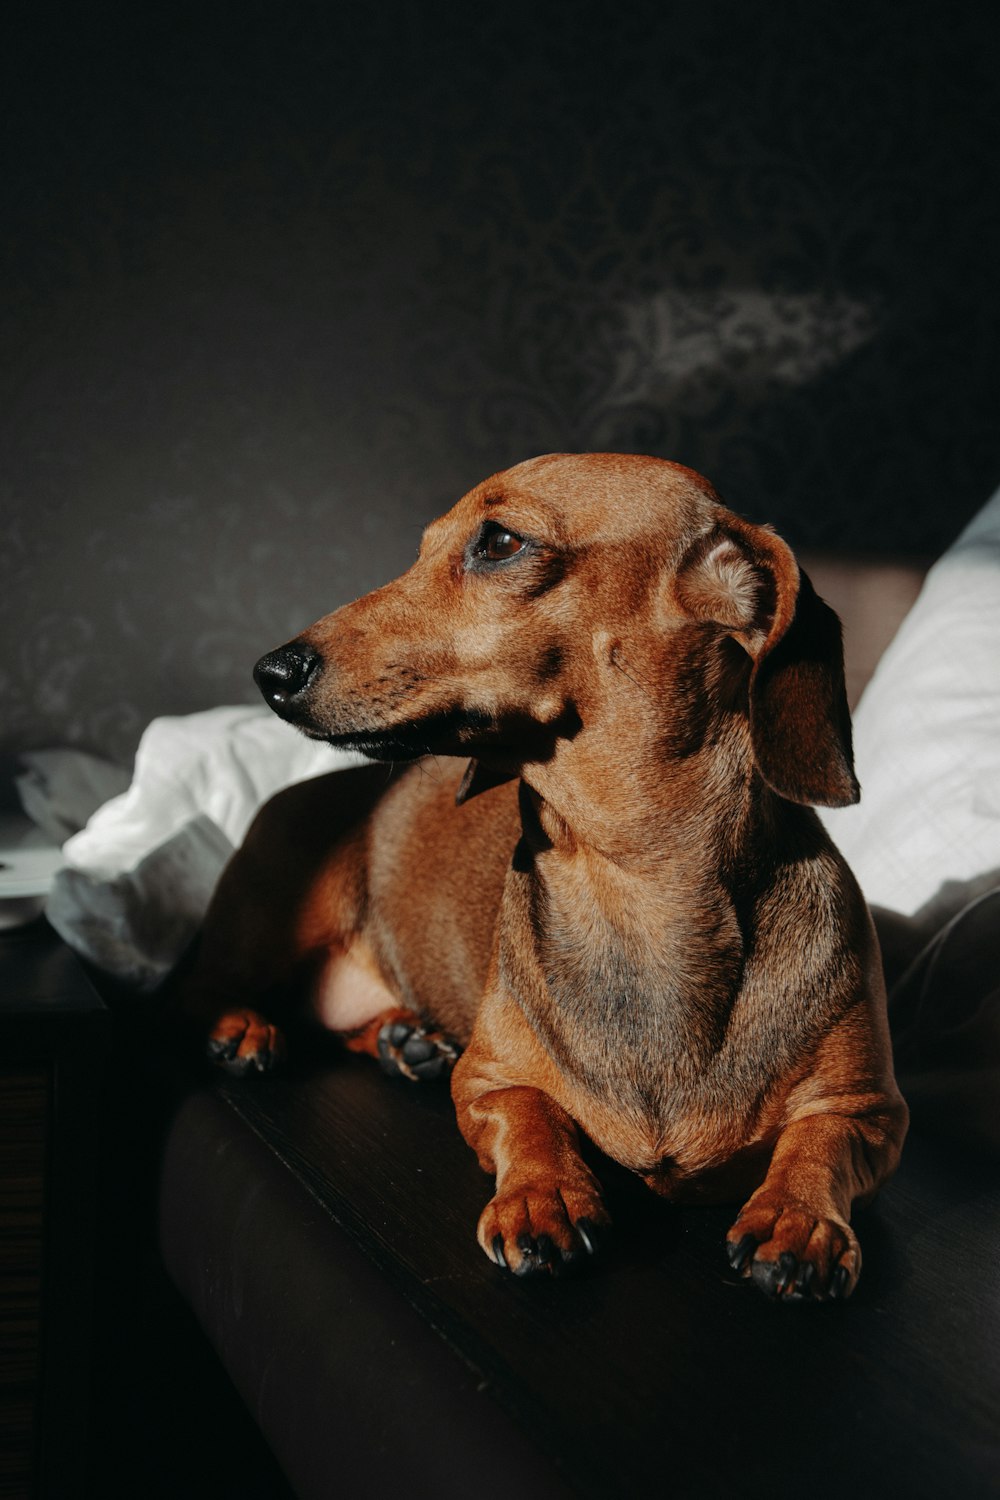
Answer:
[{"xmin": 308, "ymin": 938, "xmax": 401, "ymax": 1031}]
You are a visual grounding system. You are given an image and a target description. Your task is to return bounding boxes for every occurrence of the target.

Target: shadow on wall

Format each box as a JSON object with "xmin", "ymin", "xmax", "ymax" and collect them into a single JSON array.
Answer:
[{"xmin": 2, "ymin": 0, "xmax": 998, "ymax": 762}]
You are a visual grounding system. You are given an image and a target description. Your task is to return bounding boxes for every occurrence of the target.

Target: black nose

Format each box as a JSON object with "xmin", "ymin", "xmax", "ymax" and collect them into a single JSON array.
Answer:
[{"xmin": 253, "ymin": 642, "xmax": 322, "ymax": 716}]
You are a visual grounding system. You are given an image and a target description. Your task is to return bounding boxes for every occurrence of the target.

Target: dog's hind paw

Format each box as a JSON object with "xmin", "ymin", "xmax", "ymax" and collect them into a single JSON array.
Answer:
[
  {"xmin": 207, "ymin": 1008, "xmax": 286, "ymax": 1076},
  {"xmin": 376, "ymin": 1018, "xmax": 460, "ymax": 1083}
]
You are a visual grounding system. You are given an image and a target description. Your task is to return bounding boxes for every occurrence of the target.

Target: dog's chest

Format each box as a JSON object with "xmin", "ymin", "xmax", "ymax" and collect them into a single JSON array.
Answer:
[
  {"xmin": 524, "ymin": 890, "xmax": 730, "ymax": 1090},
  {"xmin": 511, "ymin": 880, "xmax": 815, "ymax": 1175}
]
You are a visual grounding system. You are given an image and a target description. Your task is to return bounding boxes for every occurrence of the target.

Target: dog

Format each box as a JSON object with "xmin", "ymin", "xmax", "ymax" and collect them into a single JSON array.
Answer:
[{"xmin": 178, "ymin": 452, "xmax": 908, "ymax": 1300}]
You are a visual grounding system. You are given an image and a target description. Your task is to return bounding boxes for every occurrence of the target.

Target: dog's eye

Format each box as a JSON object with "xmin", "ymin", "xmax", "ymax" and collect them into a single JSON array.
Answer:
[{"xmin": 475, "ymin": 523, "xmax": 525, "ymax": 562}]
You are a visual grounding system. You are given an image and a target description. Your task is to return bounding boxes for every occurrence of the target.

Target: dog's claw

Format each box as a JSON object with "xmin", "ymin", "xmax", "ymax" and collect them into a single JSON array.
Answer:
[
  {"xmin": 574, "ymin": 1217, "xmax": 601, "ymax": 1256},
  {"xmin": 509, "ymin": 1221, "xmax": 603, "ymax": 1274},
  {"xmin": 726, "ymin": 1233, "xmax": 757, "ymax": 1273},
  {"xmin": 829, "ymin": 1264, "xmax": 851, "ymax": 1300},
  {"xmin": 775, "ymin": 1251, "xmax": 799, "ymax": 1296},
  {"xmin": 794, "ymin": 1260, "xmax": 816, "ymax": 1298}
]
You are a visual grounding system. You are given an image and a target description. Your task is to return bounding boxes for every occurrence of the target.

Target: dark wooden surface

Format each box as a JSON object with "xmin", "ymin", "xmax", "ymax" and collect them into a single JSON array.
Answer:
[
  {"xmin": 0, "ymin": 922, "xmax": 111, "ymax": 1500},
  {"xmin": 184, "ymin": 1046, "xmax": 1000, "ymax": 1500}
]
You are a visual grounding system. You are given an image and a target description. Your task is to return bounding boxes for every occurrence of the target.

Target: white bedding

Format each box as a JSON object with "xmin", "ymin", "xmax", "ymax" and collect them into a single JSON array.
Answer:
[
  {"xmin": 820, "ymin": 484, "xmax": 1000, "ymax": 924},
  {"xmin": 26, "ymin": 705, "xmax": 364, "ymax": 989}
]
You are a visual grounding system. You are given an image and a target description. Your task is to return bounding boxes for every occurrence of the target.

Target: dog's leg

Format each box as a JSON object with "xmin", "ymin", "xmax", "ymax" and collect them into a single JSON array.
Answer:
[
  {"xmin": 725, "ymin": 1102, "xmax": 907, "ymax": 1301},
  {"xmin": 453, "ymin": 1051, "xmax": 611, "ymax": 1274},
  {"xmin": 175, "ymin": 899, "xmax": 298, "ymax": 1075},
  {"xmin": 170, "ymin": 854, "xmax": 299, "ymax": 1075},
  {"xmin": 172, "ymin": 766, "xmax": 395, "ymax": 1074}
]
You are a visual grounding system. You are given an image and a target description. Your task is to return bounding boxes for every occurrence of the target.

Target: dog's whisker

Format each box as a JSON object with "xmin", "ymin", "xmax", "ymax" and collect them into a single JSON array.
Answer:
[{"xmin": 609, "ymin": 648, "xmax": 650, "ymax": 694}]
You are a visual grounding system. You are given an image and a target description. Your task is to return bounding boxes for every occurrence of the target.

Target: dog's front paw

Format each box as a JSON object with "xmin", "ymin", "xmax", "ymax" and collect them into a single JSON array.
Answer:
[
  {"xmin": 207, "ymin": 1008, "xmax": 286, "ymax": 1076},
  {"xmin": 477, "ymin": 1184, "xmax": 610, "ymax": 1276},
  {"xmin": 376, "ymin": 1018, "xmax": 460, "ymax": 1082},
  {"xmin": 725, "ymin": 1196, "xmax": 860, "ymax": 1302}
]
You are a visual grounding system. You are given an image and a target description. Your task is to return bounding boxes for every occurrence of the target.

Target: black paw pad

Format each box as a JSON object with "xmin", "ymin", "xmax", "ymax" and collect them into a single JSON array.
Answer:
[{"xmin": 376, "ymin": 1020, "xmax": 460, "ymax": 1082}]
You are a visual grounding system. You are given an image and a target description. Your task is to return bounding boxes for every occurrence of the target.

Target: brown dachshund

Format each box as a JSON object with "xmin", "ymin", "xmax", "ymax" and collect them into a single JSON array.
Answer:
[{"xmin": 179, "ymin": 453, "xmax": 908, "ymax": 1300}]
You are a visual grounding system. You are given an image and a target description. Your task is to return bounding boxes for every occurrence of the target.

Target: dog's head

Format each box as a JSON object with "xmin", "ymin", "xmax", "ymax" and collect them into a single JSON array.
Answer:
[{"xmin": 255, "ymin": 453, "xmax": 858, "ymax": 808}]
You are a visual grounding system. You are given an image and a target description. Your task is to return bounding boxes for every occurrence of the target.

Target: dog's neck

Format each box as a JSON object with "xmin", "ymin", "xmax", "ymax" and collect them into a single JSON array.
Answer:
[{"xmin": 517, "ymin": 711, "xmax": 766, "ymax": 880}]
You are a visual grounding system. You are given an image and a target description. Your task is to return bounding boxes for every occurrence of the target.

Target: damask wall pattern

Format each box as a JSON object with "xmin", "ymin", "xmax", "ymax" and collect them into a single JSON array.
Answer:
[{"xmin": 3, "ymin": 1, "xmax": 999, "ymax": 764}]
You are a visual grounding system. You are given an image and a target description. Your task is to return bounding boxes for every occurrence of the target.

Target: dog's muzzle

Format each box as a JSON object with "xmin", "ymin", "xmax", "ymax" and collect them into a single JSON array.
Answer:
[{"xmin": 253, "ymin": 642, "xmax": 322, "ymax": 720}]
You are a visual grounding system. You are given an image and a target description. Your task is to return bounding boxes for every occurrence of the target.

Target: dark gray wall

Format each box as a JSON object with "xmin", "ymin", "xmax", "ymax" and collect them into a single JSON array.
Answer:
[{"xmin": 4, "ymin": 1, "xmax": 999, "ymax": 764}]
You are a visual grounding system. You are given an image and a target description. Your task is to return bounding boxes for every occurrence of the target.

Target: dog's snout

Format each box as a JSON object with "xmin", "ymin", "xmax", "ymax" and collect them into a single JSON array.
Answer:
[{"xmin": 254, "ymin": 642, "xmax": 322, "ymax": 716}]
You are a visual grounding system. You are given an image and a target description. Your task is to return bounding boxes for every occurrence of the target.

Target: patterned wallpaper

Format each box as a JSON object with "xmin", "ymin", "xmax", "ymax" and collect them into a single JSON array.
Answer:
[{"xmin": 3, "ymin": 1, "xmax": 999, "ymax": 765}]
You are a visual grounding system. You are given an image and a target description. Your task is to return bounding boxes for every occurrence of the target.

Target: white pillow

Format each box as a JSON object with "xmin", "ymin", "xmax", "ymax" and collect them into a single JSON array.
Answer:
[{"xmin": 820, "ymin": 485, "xmax": 1000, "ymax": 918}]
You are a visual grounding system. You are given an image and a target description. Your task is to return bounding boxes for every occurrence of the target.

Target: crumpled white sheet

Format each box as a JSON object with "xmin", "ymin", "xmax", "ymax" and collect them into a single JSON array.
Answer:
[
  {"xmin": 29, "ymin": 705, "xmax": 365, "ymax": 990},
  {"xmin": 16, "ymin": 747, "xmax": 131, "ymax": 844}
]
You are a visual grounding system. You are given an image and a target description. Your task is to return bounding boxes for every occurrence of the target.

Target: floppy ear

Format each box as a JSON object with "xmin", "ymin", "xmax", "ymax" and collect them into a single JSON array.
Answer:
[{"xmin": 676, "ymin": 521, "xmax": 859, "ymax": 807}]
